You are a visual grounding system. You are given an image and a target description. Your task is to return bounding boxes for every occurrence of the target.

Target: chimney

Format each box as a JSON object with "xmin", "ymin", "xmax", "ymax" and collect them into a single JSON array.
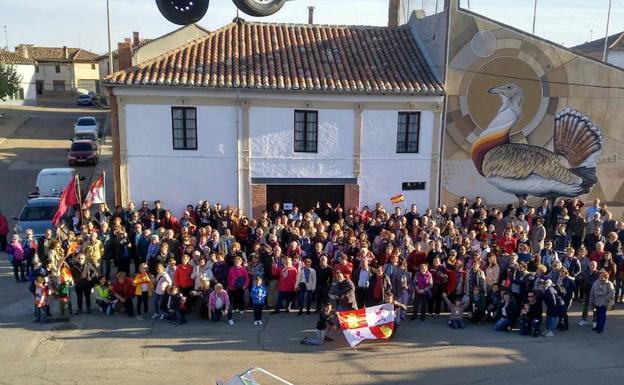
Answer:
[
  {"xmin": 388, "ymin": 0, "xmax": 400, "ymax": 27},
  {"xmin": 117, "ymin": 41, "xmax": 133, "ymax": 70},
  {"xmin": 307, "ymin": 6, "xmax": 315, "ymax": 25},
  {"xmin": 132, "ymin": 31, "xmax": 140, "ymax": 47},
  {"xmin": 63, "ymin": 45, "xmax": 68, "ymax": 59},
  {"xmin": 17, "ymin": 44, "xmax": 30, "ymax": 59}
]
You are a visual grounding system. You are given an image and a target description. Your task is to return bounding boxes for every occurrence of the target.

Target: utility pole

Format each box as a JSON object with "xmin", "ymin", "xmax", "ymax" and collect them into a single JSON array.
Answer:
[
  {"xmin": 2, "ymin": 26, "xmax": 7, "ymax": 50},
  {"xmin": 107, "ymin": 0, "xmax": 114, "ymax": 75},
  {"xmin": 532, "ymin": 0, "xmax": 537, "ymax": 35},
  {"xmin": 603, "ymin": 0, "xmax": 612, "ymax": 62}
]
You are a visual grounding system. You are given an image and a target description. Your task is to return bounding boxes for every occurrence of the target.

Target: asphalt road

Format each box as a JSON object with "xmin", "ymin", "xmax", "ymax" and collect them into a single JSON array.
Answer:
[{"xmin": 0, "ymin": 109, "xmax": 106, "ymax": 227}]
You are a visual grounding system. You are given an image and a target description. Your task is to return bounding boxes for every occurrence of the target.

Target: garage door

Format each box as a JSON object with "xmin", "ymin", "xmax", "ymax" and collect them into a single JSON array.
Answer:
[{"xmin": 77, "ymin": 79, "xmax": 98, "ymax": 93}]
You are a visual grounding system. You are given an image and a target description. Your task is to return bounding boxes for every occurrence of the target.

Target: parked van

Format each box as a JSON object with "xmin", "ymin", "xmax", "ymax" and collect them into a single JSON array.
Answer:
[{"xmin": 29, "ymin": 168, "xmax": 79, "ymax": 199}]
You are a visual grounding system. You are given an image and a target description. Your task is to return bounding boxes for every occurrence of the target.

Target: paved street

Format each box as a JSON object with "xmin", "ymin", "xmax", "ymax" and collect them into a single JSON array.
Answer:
[
  {"xmin": 0, "ymin": 106, "xmax": 108, "ymax": 223},
  {"xmin": 0, "ymin": 104, "xmax": 623, "ymax": 385}
]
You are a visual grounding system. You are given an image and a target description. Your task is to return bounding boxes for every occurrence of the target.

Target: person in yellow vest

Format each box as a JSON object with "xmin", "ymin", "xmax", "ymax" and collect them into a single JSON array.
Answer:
[{"xmin": 134, "ymin": 263, "xmax": 154, "ymax": 320}]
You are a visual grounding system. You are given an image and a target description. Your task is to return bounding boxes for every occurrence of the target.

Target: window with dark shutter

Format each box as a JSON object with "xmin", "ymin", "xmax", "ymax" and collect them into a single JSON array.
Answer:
[
  {"xmin": 396, "ymin": 112, "xmax": 420, "ymax": 153},
  {"xmin": 294, "ymin": 110, "xmax": 318, "ymax": 153},
  {"xmin": 55, "ymin": 65, "xmax": 61, "ymax": 73},
  {"xmin": 171, "ymin": 107, "xmax": 198, "ymax": 150}
]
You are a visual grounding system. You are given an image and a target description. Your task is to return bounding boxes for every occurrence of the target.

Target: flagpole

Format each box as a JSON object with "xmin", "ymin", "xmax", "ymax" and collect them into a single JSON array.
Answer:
[
  {"xmin": 75, "ymin": 174, "xmax": 84, "ymax": 229},
  {"xmin": 102, "ymin": 171, "xmax": 107, "ymax": 208}
]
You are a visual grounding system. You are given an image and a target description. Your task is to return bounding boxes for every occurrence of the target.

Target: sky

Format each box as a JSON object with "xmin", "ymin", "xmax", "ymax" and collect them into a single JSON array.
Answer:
[{"xmin": 1, "ymin": 0, "xmax": 623, "ymax": 54}]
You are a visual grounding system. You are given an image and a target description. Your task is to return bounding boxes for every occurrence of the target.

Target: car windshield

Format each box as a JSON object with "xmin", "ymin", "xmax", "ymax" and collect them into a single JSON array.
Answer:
[
  {"xmin": 75, "ymin": 133, "xmax": 96, "ymax": 141},
  {"xmin": 77, "ymin": 117, "xmax": 96, "ymax": 125},
  {"xmin": 71, "ymin": 142, "xmax": 94, "ymax": 151},
  {"xmin": 19, "ymin": 205, "xmax": 58, "ymax": 221}
]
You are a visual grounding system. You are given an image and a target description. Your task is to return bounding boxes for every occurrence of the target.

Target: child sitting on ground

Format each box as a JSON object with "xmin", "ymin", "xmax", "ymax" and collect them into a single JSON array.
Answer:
[
  {"xmin": 468, "ymin": 286, "xmax": 487, "ymax": 324},
  {"xmin": 301, "ymin": 302, "xmax": 336, "ymax": 345},
  {"xmin": 486, "ymin": 283, "xmax": 502, "ymax": 321},
  {"xmin": 442, "ymin": 292, "xmax": 469, "ymax": 329},
  {"xmin": 95, "ymin": 276, "xmax": 116, "ymax": 315},
  {"xmin": 167, "ymin": 286, "xmax": 186, "ymax": 326}
]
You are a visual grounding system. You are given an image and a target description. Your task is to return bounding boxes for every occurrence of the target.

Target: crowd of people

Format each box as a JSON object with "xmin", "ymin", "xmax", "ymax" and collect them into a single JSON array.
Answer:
[{"xmin": 3, "ymin": 196, "xmax": 622, "ymax": 339}]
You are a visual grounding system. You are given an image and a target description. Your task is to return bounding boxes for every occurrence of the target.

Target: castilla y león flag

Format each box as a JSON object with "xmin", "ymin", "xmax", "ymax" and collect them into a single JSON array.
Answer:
[
  {"xmin": 83, "ymin": 174, "xmax": 105, "ymax": 208},
  {"xmin": 51, "ymin": 176, "xmax": 78, "ymax": 227},
  {"xmin": 337, "ymin": 304, "xmax": 395, "ymax": 347}
]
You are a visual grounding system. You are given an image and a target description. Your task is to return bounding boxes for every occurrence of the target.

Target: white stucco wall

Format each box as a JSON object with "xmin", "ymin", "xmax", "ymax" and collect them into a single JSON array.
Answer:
[
  {"xmin": 124, "ymin": 103, "xmax": 238, "ymax": 216},
  {"xmin": 608, "ymin": 51, "xmax": 624, "ymax": 68},
  {"xmin": 359, "ymin": 110, "xmax": 435, "ymax": 211},
  {"xmin": 249, "ymin": 107, "xmax": 355, "ymax": 178},
  {"xmin": 0, "ymin": 64, "xmax": 36, "ymax": 105}
]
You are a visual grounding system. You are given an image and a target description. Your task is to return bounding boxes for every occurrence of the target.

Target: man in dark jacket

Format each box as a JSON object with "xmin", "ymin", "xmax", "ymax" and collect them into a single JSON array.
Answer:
[
  {"xmin": 567, "ymin": 211, "xmax": 587, "ymax": 250},
  {"xmin": 70, "ymin": 253, "xmax": 98, "ymax": 314},
  {"xmin": 315, "ymin": 256, "xmax": 334, "ymax": 312},
  {"xmin": 540, "ymin": 279, "xmax": 562, "ymax": 337},
  {"xmin": 578, "ymin": 261, "xmax": 600, "ymax": 327}
]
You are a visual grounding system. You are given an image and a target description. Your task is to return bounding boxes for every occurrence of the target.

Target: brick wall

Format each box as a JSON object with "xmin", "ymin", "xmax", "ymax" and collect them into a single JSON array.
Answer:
[
  {"xmin": 344, "ymin": 184, "xmax": 360, "ymax": 210},
  {"xmin": 251, "ymin": 184, "xmax": 267, "ymax": 220}
]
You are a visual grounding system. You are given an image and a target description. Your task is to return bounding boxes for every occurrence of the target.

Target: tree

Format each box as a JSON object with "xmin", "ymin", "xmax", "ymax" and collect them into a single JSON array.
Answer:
[{"xmin": 0, "ymin": 63, "xmax": 21, "ymax": 101}]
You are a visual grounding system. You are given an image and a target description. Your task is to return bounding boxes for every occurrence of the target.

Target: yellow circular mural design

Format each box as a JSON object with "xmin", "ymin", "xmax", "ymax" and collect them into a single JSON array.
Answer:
[{"xmin": 467, "ymin": 57, "xmax": 543, "ymax": 134}]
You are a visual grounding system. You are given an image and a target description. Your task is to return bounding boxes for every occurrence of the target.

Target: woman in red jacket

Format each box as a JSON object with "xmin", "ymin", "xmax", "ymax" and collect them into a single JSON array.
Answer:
[
  {"xmin": 271, "ymin": 257, "xmax": 298, "ymax": 314},
  {"xmin": 112, "ymin": 271, "xmax": 136, "ymax": 317},
  {"xmin": 174, "ymin": 254, "xmax": 194, "ymax": 299},
  {"xmin": 498, "ymin": 229, "xmax": 517, "ymax": 255}
]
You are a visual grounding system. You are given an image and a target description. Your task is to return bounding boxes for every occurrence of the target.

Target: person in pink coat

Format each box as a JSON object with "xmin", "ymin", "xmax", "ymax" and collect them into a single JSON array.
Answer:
[
  {"xmin": 227, "ymin": 256, "xmax": 249, "ymax": 314},
  {"xmin": 7, "ymin": 234, "xmax": 26, "ymax": 282},
  {"xmin": 271, "ymin": 257, "xmax": 298, "ymax": 314}
]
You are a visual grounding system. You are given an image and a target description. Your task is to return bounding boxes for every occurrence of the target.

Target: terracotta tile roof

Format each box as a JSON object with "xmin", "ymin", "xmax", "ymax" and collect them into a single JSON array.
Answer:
[
  {"xmin": 571, "ymin": 31, "xmax": 624, "ymax": 53},
  {"xmin": 0, "ymin": 49, "xmax": 35, "ymax": 65},
  {"xmin": 106, "ymin": 21, "xmax": 444, "ymax": 95},
  {"xmin": 14, "ymin": 46, "xmax": 99, "ymax": 63}
]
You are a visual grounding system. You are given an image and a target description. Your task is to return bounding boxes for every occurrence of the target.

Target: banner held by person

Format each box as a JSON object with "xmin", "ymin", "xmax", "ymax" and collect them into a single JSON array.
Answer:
[
  {"xmin": 336, "ymin": 303, "xmax": 395, "ymax": 348},
  {"xmin": 51, "ymin": 175, "xmax": 79, "ymax": 227},
  {"xmin": 83, "ymin": 172, "xmax": 106, "ymax": 208}
]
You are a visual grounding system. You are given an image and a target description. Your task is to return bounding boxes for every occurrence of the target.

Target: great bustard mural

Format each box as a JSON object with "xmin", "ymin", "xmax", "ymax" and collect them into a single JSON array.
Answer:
[{"xmin": 470, "ymin": 83, "xmax": 604, "ymax": 201}]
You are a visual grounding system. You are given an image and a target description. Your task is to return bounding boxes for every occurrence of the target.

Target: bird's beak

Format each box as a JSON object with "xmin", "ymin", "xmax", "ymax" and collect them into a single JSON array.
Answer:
[{"xmin": 488, "ymin": 86, "xmax": 501, "ymax": 95}]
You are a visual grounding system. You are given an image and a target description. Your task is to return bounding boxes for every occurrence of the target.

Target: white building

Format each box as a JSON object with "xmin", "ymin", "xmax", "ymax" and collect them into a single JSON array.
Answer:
[
  {"xmin": 105, "ymin": 21, "xmax": 445, "ymax": 218},
  {"xmin": 572, "ymin": 31, "xmax": 624, "ymax": 69},
  {"xmin": 0, "ymin": 49, "xmax": 37, "ymax": 105},
  {"xmin": 15, "ymin": 45, "xmax": 100, "ymax": 94}
]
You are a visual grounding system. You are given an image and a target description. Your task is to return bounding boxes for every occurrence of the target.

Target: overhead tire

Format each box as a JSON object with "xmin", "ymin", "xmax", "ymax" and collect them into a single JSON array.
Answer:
[
  {"xmin": 232, "ymin": 0, "xmax": 286, "ymax": 17},
  {"xmin": 156, "ymin": 0, "xmax": 210, "ymax": 25}
]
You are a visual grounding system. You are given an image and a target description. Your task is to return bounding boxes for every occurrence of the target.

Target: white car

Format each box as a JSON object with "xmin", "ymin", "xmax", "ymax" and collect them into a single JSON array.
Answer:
[{"xmin": 74, "ymin": 116, "xmax": 101, "ymax": 138}]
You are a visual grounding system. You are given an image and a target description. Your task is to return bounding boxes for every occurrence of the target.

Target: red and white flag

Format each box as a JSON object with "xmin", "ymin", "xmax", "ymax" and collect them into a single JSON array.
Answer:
[
  {"xmin": 83, "ymin": 174, "xmax": 105, "ymax": 208},
  {"xmin": 336, "ymin": 303, "xmax": 395, "ymax": 347},
  {"xmin": 52, "ymin": 176, "xmax": 79, "ymax": 227}
]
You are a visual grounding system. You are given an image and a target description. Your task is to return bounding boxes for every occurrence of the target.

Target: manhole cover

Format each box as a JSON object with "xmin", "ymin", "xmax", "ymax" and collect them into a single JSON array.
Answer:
[{"xmin": 51, "ymin": 323, "xmax": 79, "ymax": 333}]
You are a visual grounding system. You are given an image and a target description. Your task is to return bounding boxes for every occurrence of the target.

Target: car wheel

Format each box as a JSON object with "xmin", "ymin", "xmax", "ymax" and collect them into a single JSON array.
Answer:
[
  {"xmin": 232, "ymin": 0, "xmax": 286, "ymax": 17},
  {"xmin": 156, "ymin": 0, "xmax": 210, "ymax": 25}
]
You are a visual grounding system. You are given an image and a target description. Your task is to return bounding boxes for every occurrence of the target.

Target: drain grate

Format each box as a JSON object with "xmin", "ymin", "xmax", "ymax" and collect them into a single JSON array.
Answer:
[{"xmin": 51, "ymin": 323, "xmax": 79, "ymax": 333}]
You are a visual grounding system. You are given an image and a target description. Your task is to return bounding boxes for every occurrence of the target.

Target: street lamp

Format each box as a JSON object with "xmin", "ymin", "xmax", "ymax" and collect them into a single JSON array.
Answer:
[{"xmin": 107, "ymin": 0, "xmax": 113, "ymax": 75}]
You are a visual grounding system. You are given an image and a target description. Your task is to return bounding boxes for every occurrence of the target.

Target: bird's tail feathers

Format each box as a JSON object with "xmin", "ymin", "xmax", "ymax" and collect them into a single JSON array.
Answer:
[
  {"xmin": 570, "ymin": 166, "xmax": 598, "ymax": 194},
  {"xmin": 554, "ymin": 107, "xmax": 603, "ymax": 169}
]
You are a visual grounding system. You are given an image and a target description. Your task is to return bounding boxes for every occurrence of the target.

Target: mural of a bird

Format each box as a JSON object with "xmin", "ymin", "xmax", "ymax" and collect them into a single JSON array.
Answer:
[{"xmin": 470, "ymin": 83, "xmax": 603, "ymax": 201}]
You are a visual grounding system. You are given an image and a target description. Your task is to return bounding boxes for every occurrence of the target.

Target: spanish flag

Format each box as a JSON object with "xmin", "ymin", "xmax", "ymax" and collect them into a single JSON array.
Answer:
[{"xmin": 390, "ymin": 194, "xmax": 405, "ymax": 204}]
